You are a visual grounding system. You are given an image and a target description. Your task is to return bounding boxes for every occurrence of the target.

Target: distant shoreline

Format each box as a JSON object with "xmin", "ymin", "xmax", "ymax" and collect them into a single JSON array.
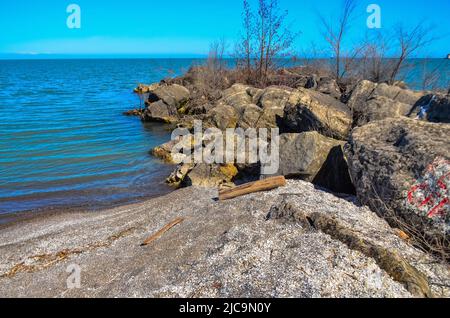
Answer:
[{"xmin": 1, "ymin": 55, "xmax": 449, "ymax": 61}]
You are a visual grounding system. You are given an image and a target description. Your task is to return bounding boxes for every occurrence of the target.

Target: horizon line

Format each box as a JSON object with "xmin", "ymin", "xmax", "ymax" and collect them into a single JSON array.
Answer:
[{"xmin": 1, "ymin": 52, "xmax": 449, "ymax": 60}]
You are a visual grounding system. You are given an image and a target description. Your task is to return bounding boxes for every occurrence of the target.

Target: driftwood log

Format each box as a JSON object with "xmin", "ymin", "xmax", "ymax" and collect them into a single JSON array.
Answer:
[
  {"xmin": 141, "ymin": 217, "xmax": 185, "ymax": 246},
  {"xmin": 219, "ymin": 176, "xmax": 287, "ymax": 201}
]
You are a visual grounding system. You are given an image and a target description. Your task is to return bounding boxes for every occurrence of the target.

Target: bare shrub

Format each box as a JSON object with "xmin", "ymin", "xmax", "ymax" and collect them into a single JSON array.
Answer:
[
  {"xmin": 194, "ymin": 39, "xmax": 230, "ymax": 100},
  {"xmin": 358, "ymin": 31, "xmax": 396, "ymax": 84}
]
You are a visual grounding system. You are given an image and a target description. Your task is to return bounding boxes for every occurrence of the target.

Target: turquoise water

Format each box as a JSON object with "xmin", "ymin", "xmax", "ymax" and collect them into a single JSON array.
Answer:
[
  {"xmin": 0, "ymin": 58, "xmax": 448, "ymax": 215},
  {"xmin": 0, "ymin": 59, "xmax": 201, "ymax": 214}
]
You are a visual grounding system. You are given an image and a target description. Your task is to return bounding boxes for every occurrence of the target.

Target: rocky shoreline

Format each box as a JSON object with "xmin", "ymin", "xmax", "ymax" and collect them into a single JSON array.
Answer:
[
  {"xmin": 0, "ymin": 66, "xmax": 448, "ymax": 298},
  {"xmin": 136, "ymin": 66, "xmax": 450, "ymax": 255}
]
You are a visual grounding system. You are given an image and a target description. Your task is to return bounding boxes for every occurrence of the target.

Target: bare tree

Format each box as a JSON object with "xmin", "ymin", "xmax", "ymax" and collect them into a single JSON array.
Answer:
[
  {"xmin": 388, "ymin": 23, "xmax": 436, "ymax": 85},
  {"xmin": 258, "ymin": 0, "xmax": 297, "ymax": 85},
  {"xmin": 241, "ymin": 0, "xmax": 254, "ymax": 81},
  {"xmin": 319, "ymin": 0, "xmax": 358, "ymax": 83},
  {"xmin": 237, "ymin": 0, "xmax": 297, "ymax": 86}
]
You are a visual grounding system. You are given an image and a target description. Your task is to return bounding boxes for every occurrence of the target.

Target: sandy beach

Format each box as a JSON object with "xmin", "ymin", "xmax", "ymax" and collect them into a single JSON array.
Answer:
[{"xmin": 1, "ymin": 180, "xmax": 448, "ymax": 298}]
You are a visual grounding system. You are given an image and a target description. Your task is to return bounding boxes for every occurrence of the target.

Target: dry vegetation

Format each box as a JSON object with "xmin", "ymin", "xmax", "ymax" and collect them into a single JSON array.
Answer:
[{"xmin": 188, "ymin": 0, "xmax": 442, "ymax": 95}]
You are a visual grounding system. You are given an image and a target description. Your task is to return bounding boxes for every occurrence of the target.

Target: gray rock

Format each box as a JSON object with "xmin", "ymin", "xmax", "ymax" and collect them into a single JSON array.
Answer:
[
  {"xmin": 219, "ymin": 84, "xmax": 254, "ymax": 112},
  {"xmin": 354, "ymin": 96, "xmax": 413, "ymax": 127},
  {"xmin": 282, "ymin": 88, "xmax": 352, "ymax": 140},
  {"xmin": 374, "ymin": 83, "xmax": 422, "ymax": 105},
  {"xmin": 317, "ymin": 77, "xmax": 341, "ymax": 99},
  {"xmin": 237, "ymin": 104, "xmax": 265, "ymax": 129},
  {"xmin": 141, "ymin": 100, "xmax": 178, "ymax": 123},
  {"xmin": 347, "ymin": 80, "xmax": 424, "ymax": 126},
  {"xmin": 256, "ymin": 86, "xmax": 293, "ymax": 111},
  {"xmin": 427, "ymin": 95, "xmax": 450, "ymax": 123},
  {"xmin": 205, "ymin": 104, "xmax": 239, "ymax": 130},
  {"xmin": 277, "ymin": 132, "xmax": 343, "ymax": 180},
  {"xmin": 346, "ymin": 80, "xmax": 378, "ymax": 113},
  {"xmin": 147, "ymin": 84, "xmax": 190, "ymax": 110},
  {"xmin": 345, "ymin": 117, "xmax": 450, "ymax": 239},
  {"xmin": 276, "ymin": 132, "xmax": 353, "ymax": 195}
]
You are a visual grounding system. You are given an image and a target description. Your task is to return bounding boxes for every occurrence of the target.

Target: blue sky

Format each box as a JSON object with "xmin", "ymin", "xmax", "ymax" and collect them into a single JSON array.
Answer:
[{"xmin": 0, "ymin": 0, "xmax": 448, "ymax": 58}]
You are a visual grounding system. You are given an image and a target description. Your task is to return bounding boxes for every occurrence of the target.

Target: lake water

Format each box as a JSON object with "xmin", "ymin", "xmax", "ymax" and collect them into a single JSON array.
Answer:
[
  {"xmin": 0, "ymin": 58, "xmax": 448, "ymax": 215},
  {"xmin": 0, "ymin": 59, "xmax": 204, "ymax": 215}
]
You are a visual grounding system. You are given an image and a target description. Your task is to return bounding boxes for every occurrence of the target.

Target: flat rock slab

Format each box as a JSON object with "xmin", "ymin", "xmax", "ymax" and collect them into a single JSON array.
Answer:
[{"xmin": 0, "ymin": 181, "xmax": 448, "ymax": 298}]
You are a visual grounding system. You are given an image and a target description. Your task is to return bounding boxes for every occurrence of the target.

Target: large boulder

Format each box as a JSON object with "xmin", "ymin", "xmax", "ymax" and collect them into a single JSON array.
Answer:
[
  {"xmin": 219, "ymin": 84, "xmax": 256, "ymax": 112},
  {"xmin": 150, "ymin": 136, "xmax": 193, "ymax": 164},
  {"xmin": 317, "ymin": 77, "xmax": 341, "ymax": 99},
  {"xmin": 374, "ymin": 82, "xmax": 422, "ymax": 105},
  {"xmin": 237, "ymin": 104, "xmax": 265, "ymax": 129},
  {"xmin": 253, "ymin": 86, "xmax": 293, "ymax": 127},
  {"xmin": 346, "ymin": 80, "xmax": 378, "ymax": 112},
  {"xmin": 426, "ymin": 94, "xmax": 450, "ymax": 123},
  {"xmin": 147, "ymin": 84, "xmax": 190, "ymax": 110},
  {"xmin": 141, "ymin": 84, "xmax": 190, "ymax": 123},
  {"xmin": 236, "ymin": 104, "xmax": 281, "ymax": 129},
  {"xmin": 348, "ymin": 80, "xmax": 423, "ymax": 111},
  {"xmin": 275, "ymin": 132, "xmax": 354, "ymax": 194},
  {"xmin": 216, "ymin": 85, "xmax": 294, "ymax": 129},
  {"xmin": 305, "ymin": 76, "xmax": 341, "ymax": 99},
  {"xmin": 141, "ymin": 100, "xmax": 178, "ymax": 123},
  {"xmin": 282, "ymin": 88, "xmax": 352, "ymax": 140},
  {"xmin": 184, "ymin": 163, "xmax": 238, "ymax": 188},
  {"xmin": 345, "ymin": 117, "xmax": 450, "ymax": 239},
  {"xmin": 354, "ymin": 96, "xmax": 413, "ymax": 127},
  {"xmin": 255, "ymin": 86, "xmax": 293, "ymax": 110},
  {"xmin": 205, "ymin": 104, "xmax": 239, "ymax": 130},
  {"xmin": 347, "ymin": 80, "xmax": 424, "ymax": 126}
]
